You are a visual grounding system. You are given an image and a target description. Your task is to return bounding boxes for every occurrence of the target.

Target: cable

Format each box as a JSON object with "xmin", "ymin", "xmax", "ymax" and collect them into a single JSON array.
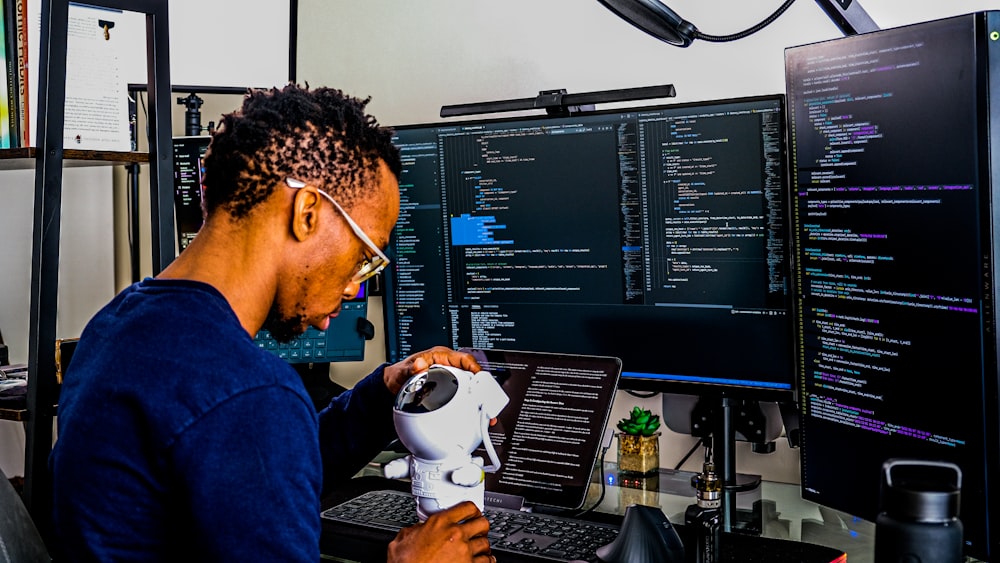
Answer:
[
  {"xmin": 573, "ymin": 443, "xmax": 611, "ymax": 518},
  {"xmin": 695, "ymin": 0, "xmax": 797, "ymax": 43},
  {"xmin": 674, "ymin": 436, "xmax": 704, "ymax": 470},
  {"xmin": 480, "ymin": 410, "xmax": 502, "ymax": 473},
  {"xmin": 572, "ymin": 425, "xmax": 616, "ymax": 518},
  {"xmin": 127, "ymin": 91, "xmax": 149, "ymax": 282},
  {"xmin": 624, "ymin": 389, "xmax": 658, "ymax": 399},
  {"xmin": 126, "ymin": 165, "xmax": 134, "ymax": 250},
  {"xmin": 139, "ymin": 91, "xmax": 148, "ymax": 124}
]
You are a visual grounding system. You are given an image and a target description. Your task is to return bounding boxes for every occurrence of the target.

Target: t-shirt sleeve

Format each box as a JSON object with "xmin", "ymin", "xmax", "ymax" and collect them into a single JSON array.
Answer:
[
  {"xmin": 317, "ymin": 364, "xmax": 398, "ymax": 494},
  {"xmin": 171, "ymin": 385, "xmax": 322, "ymax": 562}
]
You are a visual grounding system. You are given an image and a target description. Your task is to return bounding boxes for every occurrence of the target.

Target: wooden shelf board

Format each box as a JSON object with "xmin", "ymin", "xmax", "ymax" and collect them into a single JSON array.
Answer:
[
  {"xmin": 0, "ymin": 148, "xmax": 149, "ymax": 170},
  {"xmin": 0, "ymin": 403, "xmax": 58, "ymax": 422},
  {"xmin": 0, "ymin": 407, "xmax": 27, "ymax": 422}
]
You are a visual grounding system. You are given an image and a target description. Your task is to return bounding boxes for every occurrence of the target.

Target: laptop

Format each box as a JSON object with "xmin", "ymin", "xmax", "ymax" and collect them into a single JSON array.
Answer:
[{"xmin": 463, "ymin": 348, "xmax": 622, "ymax": 512}]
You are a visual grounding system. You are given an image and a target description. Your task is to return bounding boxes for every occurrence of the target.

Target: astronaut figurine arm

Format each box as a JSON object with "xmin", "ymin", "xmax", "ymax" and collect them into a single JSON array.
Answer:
[{"xmin": 383, "ymin": 456, "xmax": 413, "ymax": 480}]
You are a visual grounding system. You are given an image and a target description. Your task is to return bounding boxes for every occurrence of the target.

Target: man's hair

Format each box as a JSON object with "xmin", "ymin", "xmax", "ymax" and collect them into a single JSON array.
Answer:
[{"xmin": 201, "ymin": 84, "xmax": 402, "ymax": 219}]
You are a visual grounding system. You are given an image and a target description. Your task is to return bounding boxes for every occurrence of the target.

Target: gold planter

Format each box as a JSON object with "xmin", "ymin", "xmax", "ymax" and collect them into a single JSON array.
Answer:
[{"xmin": 617, "ymin": 432, "xmax": 660, "ymax": 475}]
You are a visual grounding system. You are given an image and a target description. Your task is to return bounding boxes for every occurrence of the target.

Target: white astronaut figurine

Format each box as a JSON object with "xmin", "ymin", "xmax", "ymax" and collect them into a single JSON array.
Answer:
[{"xmin": 384, "ymin": 364, "xmax": 509, "ymax": 521}]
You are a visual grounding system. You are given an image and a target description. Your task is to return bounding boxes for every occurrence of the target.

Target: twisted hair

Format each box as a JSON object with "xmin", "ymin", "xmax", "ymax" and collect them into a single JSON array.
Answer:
[{"xmin": 201, "ymin": 84, "xmax": 402, "ymax": 219}]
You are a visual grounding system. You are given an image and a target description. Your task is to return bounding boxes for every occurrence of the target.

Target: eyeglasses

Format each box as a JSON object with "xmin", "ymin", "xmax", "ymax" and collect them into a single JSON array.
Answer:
[{"xmin": 285, "ymin": 178, "xmax": 390, "ymax": 283}]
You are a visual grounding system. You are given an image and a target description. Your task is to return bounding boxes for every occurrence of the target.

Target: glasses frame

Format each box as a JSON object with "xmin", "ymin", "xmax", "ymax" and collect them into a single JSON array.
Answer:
[{"xmin": 285, "ymin": 177, "xmax": 390, "ymax": 283}]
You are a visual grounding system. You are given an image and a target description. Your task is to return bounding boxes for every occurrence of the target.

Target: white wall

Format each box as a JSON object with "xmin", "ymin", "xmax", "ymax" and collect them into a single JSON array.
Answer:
[
  {"xmin": 117, "ymin": 0, "xmax": 291, "ymax": 89},
  {"xmin": 297, "ymin": 1, "xmax": 995, "ymax": 125},
  {"xmin": 296, "ymin": 0, "xmax": 997, "ymax": 484},
  {"xmin": 0, "ymin": 167, "xmax": 117, "ymax": 360},
  {"xmin": 0, "ymin": 166, "xmax": 116, "ymax": 478}
]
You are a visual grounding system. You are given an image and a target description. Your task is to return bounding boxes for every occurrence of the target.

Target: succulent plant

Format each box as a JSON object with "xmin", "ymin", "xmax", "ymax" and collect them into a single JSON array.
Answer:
[{"xmin": 616, "ymin": 406, "xmax": 661, "ymax": 436}]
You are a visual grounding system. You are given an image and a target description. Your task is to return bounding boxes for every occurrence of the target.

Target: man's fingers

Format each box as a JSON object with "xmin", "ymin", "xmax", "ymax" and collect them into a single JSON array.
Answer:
[
  {"xmin": 452, "ymin": 350, "xmax": 482, "ymax": 372},
  {"xmin": 468, "ymin": 536, "xmax": 493, "ymax": 557},
  {"xmin": 430, "ymin": 347, "xmax": 481, "ymax": 373},
  {"xmin": 460, "ymin": 511, "xmax": 491, "ymax": 538},
  {"xmin": 411, "ymin": 356, "xmax": 429, "ymax": 373}
]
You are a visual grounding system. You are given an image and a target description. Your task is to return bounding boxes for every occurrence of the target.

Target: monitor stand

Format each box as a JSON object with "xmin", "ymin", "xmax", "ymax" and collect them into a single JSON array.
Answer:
[{"xmin": 713, "ymin": 396, "xmax": 762, "ymax": 532}]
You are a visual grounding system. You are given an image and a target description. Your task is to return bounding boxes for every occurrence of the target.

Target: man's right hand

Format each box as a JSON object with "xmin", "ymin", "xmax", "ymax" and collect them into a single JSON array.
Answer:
[{"xmin": 387, "ymin": 501, "xmax": 494, "ymax": 562}]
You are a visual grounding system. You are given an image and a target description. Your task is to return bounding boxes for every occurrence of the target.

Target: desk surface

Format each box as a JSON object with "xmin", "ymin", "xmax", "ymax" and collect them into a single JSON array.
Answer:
[
  {"xmin": 593, "ymin": 464, "xmax": 872, "ymax": 563},
  {"xmin": 320, "ymin": 465, "xmax": 849, "ymax": 563},
  {"xmin": 323, "ymin": 456, "xmax": 993, "ymax": 562},
  {"xmin": 586, "ymin": 463, "xmax": 984, "ymax": 563}
]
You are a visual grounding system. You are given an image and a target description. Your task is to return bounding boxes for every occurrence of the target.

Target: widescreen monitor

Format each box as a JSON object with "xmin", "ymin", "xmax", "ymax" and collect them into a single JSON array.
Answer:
[
  {"xmin": 383, "ymin": 95, "xmax": 793, "ymax": 401},
  {"xmin": 786, "ymin": 12, "xmax": 1000, "ymax": 559}
]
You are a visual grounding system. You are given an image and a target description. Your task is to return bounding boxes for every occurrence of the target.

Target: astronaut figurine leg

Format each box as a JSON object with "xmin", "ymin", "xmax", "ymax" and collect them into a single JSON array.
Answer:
[{"xmin": 386, "ymin": 456, "xmax": 486, "ymax": 521}]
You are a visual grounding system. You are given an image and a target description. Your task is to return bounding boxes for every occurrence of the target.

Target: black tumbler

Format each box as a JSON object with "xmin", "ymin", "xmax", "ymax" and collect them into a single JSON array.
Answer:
[{"xmin": 874, "ymin": 459, "xmax": 963, "ymax": 563}]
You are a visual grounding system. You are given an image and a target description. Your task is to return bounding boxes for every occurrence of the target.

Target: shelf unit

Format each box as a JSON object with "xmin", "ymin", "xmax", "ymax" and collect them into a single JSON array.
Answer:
[{"xmin": 20, "ymin": 0, "xmax": 174, "ymax": 542}]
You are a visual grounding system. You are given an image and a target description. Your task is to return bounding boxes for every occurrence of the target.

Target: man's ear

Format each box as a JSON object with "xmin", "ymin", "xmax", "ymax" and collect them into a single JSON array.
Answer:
[{"xmin": 290, "ymin": 186, "xmax": 322, "ymax": 242}]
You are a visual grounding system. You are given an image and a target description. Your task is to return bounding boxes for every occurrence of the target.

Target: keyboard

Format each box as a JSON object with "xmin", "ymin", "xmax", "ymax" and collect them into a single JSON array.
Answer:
[{"xmin": 321, "ymin": 489, "xmax": 619, "ymax": 562}]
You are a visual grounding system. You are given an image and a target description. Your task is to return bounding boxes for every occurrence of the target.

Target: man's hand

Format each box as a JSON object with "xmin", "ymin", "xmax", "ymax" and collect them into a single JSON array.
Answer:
[
  {"xmin": 387, "ymin": 501, "xmax": 495, "ymax": 562},
  {"xmin": 384, "ymin": 346, "xmax": 482, "ymax": 395}
]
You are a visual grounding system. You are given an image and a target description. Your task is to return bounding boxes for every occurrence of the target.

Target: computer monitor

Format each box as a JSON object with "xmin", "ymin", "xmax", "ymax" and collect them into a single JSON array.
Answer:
[
  {"xmin": 171, "ymin": 136, "xmax": 370, "ymax": 364},
  {"xmin": 786, "ymin": 12, "xmax": 1000, "ymax": 559},
  {"xmin": 172, "ymin": 136, "xmax": 210, "ymax": 251},
  {"xmin": 383, "ymin": 95, "xmax": 794, "ymax": 401}
]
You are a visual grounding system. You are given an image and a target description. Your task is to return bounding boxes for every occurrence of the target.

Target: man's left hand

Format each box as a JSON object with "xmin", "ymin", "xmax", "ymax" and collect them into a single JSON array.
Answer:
[{"xmin": 383, "ymin": 346, "xmax": 482, "ymax": 395}]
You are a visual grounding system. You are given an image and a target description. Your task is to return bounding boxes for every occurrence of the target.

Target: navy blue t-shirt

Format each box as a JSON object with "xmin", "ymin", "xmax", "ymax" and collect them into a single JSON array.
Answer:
[{"xmin": 51, "ymin": 279, "xmax": 397, "ymax": 561}]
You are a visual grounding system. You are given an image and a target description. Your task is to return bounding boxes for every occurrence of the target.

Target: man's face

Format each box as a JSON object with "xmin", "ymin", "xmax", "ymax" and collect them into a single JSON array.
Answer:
[{"xmin": 264, "ymin": 161, "xmax": 400, "ymax": 342}]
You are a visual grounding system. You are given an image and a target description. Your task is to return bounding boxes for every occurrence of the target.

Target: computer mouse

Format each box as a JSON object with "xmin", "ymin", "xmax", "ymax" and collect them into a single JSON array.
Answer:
[{"xmin": 595, "ymin": 504, "xmax": 685, "ymax": 563}]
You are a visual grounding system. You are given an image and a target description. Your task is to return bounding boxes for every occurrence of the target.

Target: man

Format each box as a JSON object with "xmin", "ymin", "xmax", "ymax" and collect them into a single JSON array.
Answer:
[{"xmin": 51, "ymin": 84, "xmax": 494, "ymax": 562}]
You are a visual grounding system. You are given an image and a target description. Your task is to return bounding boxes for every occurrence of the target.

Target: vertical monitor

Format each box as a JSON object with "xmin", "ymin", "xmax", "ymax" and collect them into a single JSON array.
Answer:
[
  {"xmin": 384, "ymin": 95, "xmax": 793, "ymax": 400},
  {"xmin": 786, "ymin": 12, "xmax": 999, "ymax": 559}
]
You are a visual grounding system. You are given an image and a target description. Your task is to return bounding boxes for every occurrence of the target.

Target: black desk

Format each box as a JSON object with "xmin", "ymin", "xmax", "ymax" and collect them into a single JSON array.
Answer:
[{"xmin": 320, "ymin": 475, "xmax": 846, "ymax": 563}]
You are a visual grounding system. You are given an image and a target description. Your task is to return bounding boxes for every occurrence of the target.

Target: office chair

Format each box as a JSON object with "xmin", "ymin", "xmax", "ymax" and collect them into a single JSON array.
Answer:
[{"xmin": 0, "ymin": 468, "xmax": 49, "ymax": 562}]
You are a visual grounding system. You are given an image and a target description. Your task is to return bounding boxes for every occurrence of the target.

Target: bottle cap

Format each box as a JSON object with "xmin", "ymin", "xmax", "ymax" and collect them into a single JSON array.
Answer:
[{"xmin": 881, "ymin": 459, "xmax": 961, "ymax": 523}]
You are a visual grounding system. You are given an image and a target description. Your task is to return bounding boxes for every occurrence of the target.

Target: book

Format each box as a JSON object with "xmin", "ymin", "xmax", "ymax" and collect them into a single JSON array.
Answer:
[
  {"xmin": 13, "ymin": 0, "xmax": 24, "ymax": 146},
  {"xmin": 0, "ymin": 0, "xmax": 12, "ymax": 148},
  {"xmin": 26, "ymin": 1, "xmax": 129, "ymax": 151},
  {"xmin": 5, "ymin": 5, "xmax": 19, "ymax": 148}
]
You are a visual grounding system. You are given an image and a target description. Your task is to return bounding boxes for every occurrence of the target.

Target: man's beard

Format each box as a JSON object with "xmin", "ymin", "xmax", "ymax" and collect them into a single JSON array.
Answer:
[{"xmin": 262, "ymin": 303, "xmax": 306, "ymax": 344}]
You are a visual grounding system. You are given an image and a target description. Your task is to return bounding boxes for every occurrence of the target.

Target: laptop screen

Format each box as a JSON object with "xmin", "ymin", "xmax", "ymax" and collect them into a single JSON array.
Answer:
[{"xmin": 463, "ymin": 348, "xmax": 622, "ymax": 511}]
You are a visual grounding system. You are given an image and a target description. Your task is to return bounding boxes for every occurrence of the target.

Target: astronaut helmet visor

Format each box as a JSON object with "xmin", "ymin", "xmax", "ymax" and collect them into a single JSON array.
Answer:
[{"xmin": 395, "ymin": 366, "xmax": 460, "ymax": 413}]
